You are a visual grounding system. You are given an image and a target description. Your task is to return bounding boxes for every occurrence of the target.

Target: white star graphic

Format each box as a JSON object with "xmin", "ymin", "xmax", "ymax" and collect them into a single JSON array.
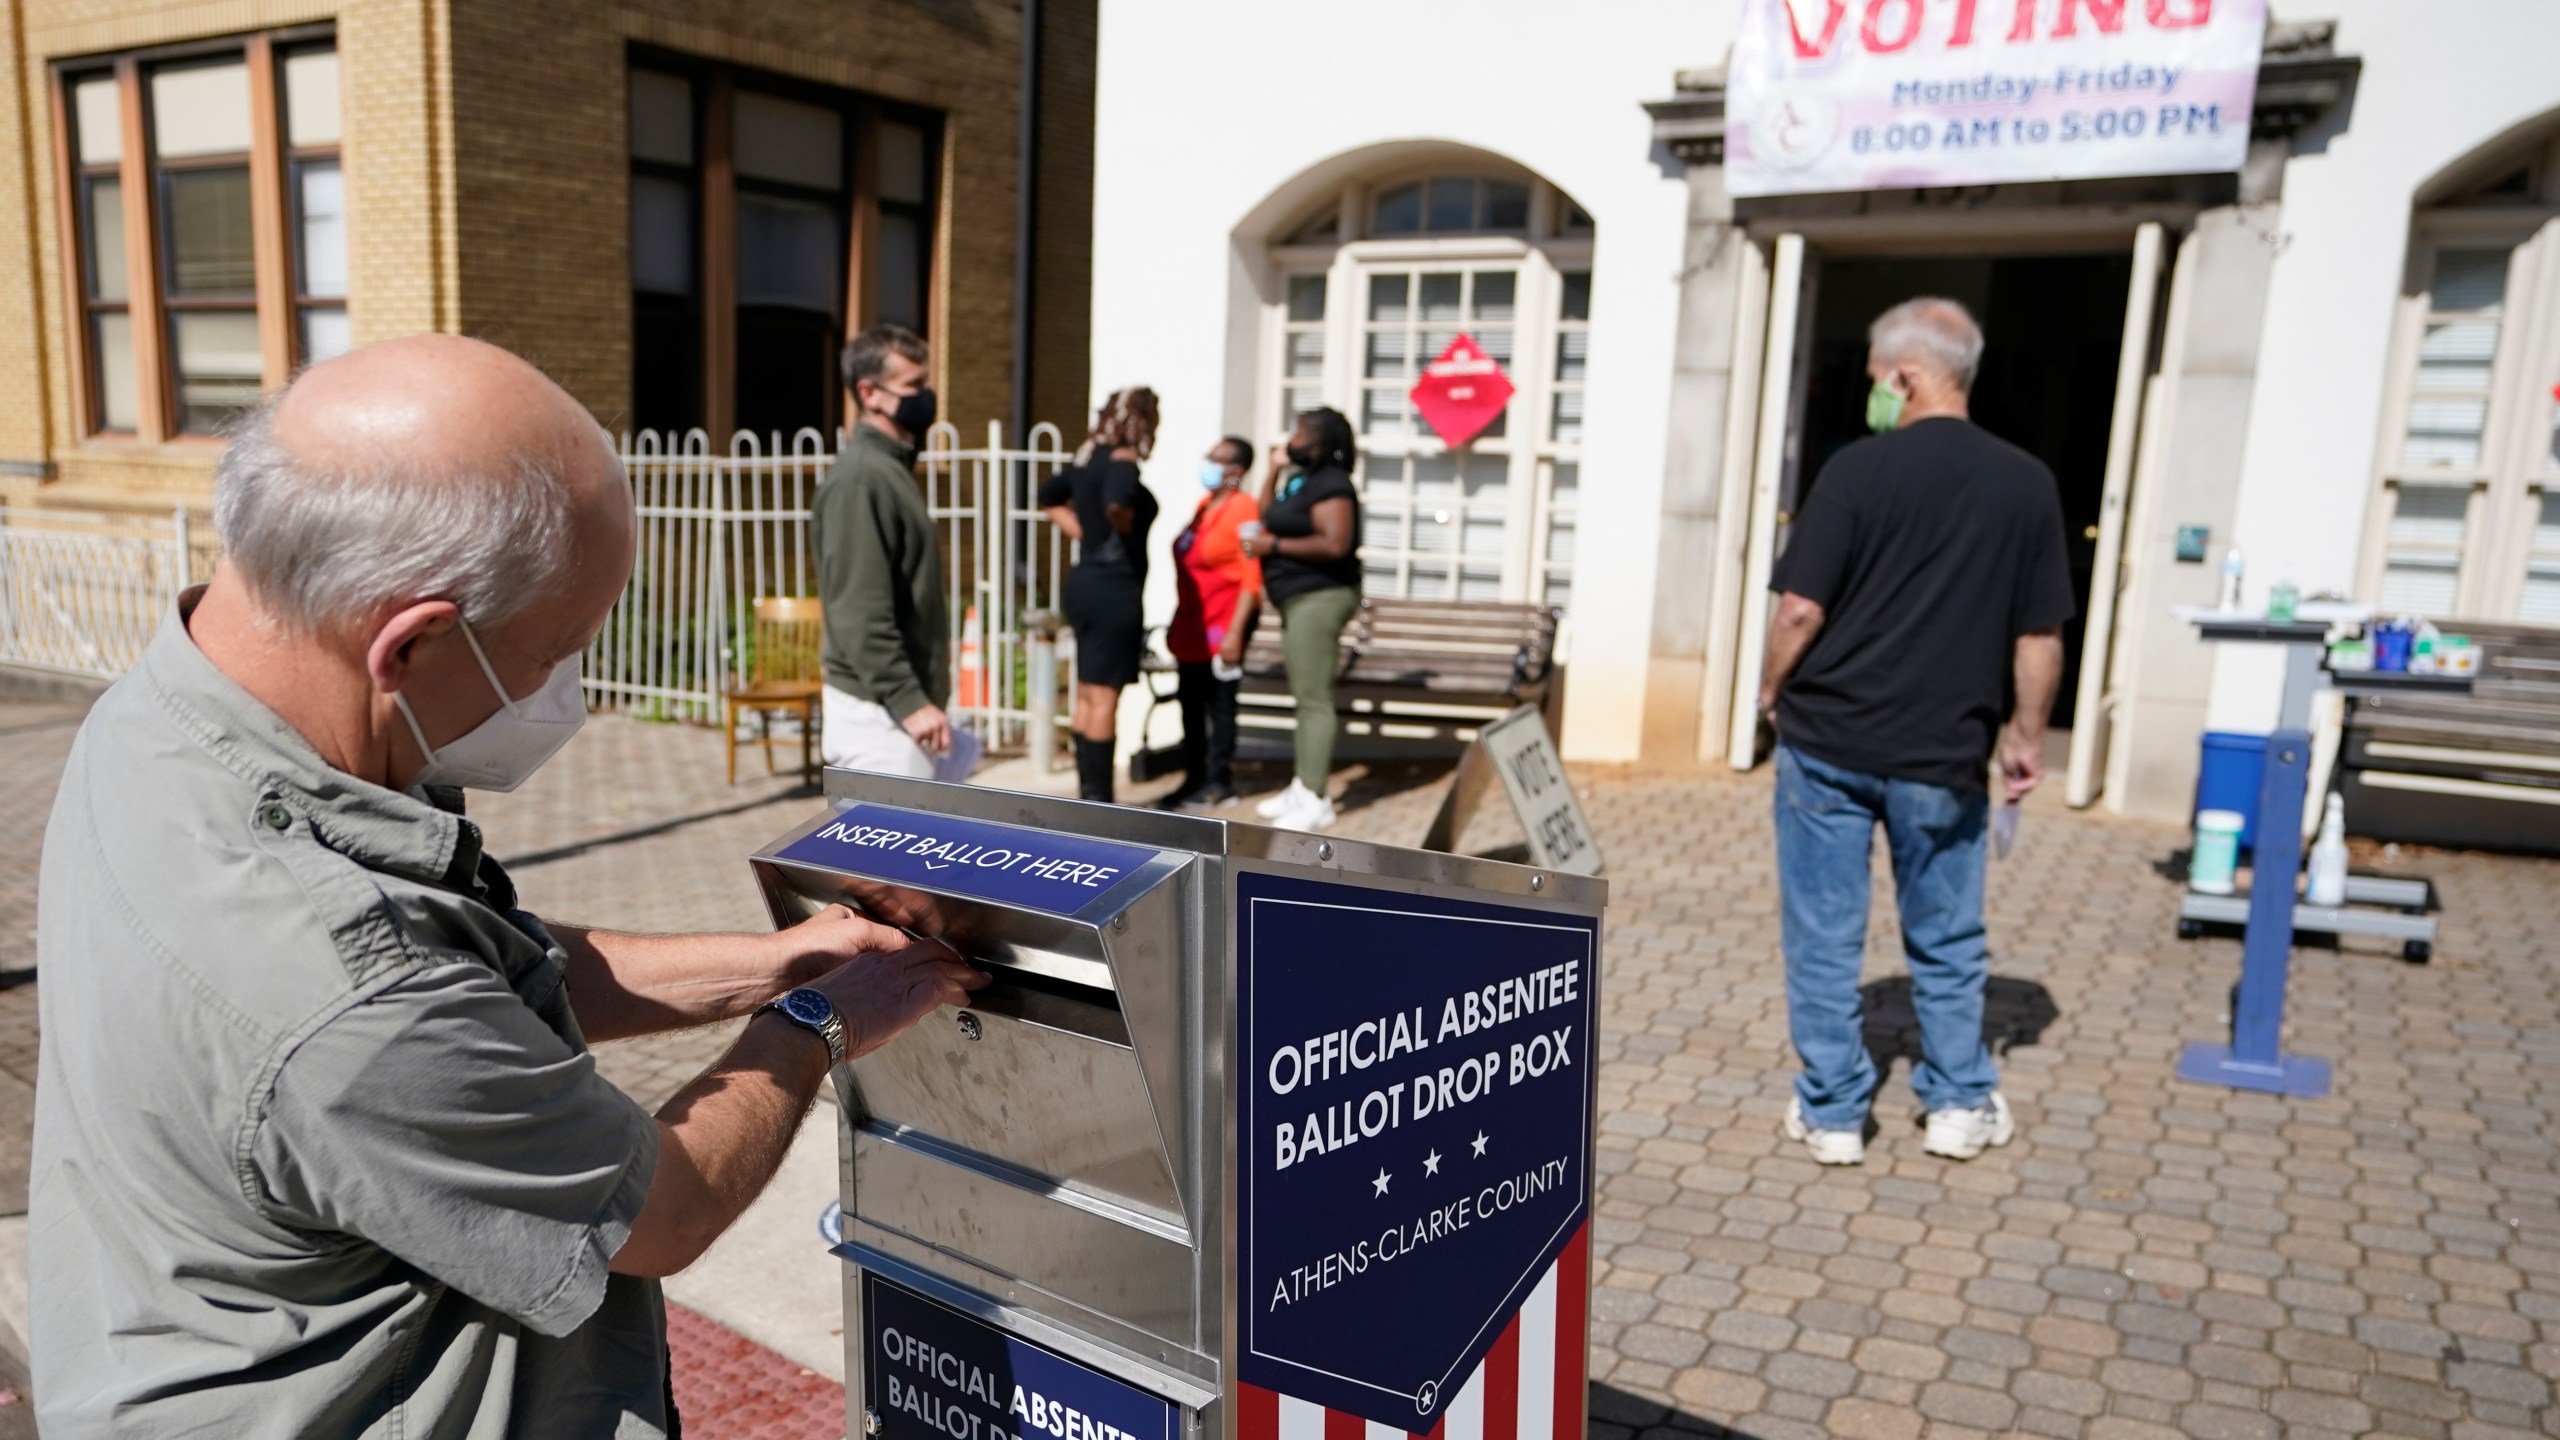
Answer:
[
  {"xmin": 1423, "ymin": 1149, "xmax": 1442, "ymax": 1177},
  {"xmin": 1470, "ymin": 1130, "xmax": 1490, "ymax": 1158},
  {"xmin": 1371, "ymin": 1167, "xmax": 1392, "ymax": 1197}
]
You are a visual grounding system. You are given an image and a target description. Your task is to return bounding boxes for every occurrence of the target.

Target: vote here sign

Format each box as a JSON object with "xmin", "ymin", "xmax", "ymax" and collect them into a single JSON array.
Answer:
[
  {"xmin": 1727, "ymin": 0, "xmax": 2265, "ymax": 196},
  {"xmin": 1234, "ymin": 870, "xmax": 1599, "ymax": 1430}
]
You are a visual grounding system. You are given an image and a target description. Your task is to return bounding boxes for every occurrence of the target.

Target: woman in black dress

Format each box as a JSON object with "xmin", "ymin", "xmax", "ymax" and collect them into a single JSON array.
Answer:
[{"xmin": 1040, "ymin": 386, "xmax": 1161, "ymax": 802}]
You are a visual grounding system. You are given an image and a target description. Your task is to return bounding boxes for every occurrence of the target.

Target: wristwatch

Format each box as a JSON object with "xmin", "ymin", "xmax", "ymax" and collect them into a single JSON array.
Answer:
[{"xmin": 762, "ymin": 986, "xmax": 848, "ymax": 1066}]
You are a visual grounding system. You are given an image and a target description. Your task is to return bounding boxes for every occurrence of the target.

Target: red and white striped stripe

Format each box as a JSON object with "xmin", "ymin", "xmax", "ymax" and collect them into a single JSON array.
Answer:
[{"xmin": 1236, "ymin": 1225, "xmax": 1589, "ymax": 1440}]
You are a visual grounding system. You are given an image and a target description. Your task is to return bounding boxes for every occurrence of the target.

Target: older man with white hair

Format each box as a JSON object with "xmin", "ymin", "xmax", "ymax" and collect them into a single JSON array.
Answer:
[
  {"xmin": 30, "ymin": 335, "xmax": 983, "ymax": 1437},
  {"xmin": 1755, "ymin": 297, "xmax": 2073, "ymax": 1167}
]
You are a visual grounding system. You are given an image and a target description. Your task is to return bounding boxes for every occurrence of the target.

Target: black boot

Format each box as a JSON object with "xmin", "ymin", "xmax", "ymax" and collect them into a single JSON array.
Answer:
[{"xmin": 1074, "ymin": 735, "xmax": 1115, "ymax": 804}]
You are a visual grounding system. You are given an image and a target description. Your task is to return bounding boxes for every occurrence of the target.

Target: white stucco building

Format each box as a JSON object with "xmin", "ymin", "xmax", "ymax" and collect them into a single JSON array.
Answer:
[{"xmin": 1088, "ymin": 1, "xmax": 2560, "ymax": 820}]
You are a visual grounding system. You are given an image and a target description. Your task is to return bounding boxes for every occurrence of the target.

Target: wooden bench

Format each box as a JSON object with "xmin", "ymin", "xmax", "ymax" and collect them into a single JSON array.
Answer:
[
  {"xmin": 1135, "ymin": 597, "xmax": 1562, "ymax": 771},
  {"xmin": 2337, "ymin": 620, "xmax": 2560, "ymax": 855}
]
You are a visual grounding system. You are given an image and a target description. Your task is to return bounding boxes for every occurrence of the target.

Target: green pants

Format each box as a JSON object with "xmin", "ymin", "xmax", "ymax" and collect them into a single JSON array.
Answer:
[{"xmin": 1279, "ymin": 585, "xmax": 1359, "ymax": 790}]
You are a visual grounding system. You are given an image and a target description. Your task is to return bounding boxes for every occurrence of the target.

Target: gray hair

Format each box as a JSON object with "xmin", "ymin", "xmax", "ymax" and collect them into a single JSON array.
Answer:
[
  {"xmin": 211, "ymin": 397, "xmax": 584, "ymax": 635},
  {"xmin": 1868, "ymin": 297, "xmax": 1985, "ymax": 392}
]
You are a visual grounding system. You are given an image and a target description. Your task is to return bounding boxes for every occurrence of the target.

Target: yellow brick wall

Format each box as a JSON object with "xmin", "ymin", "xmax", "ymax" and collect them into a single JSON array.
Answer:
[
  {"xmin": 0, "ymin": 0, "xmax": 56, "ymax": 480},
  {"xmin": 445, "ymin": 0, "xmax": 1095, "ymax": 441},
  {"xmin": 0, "ymin": 0, "xmax": 1096, "ymax": 511},
  {"xmin": 4, "ymin": 0, "xmax": 434, "ymax": 513}
]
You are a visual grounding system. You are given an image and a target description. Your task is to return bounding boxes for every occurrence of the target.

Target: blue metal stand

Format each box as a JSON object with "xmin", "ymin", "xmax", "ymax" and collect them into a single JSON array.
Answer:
[{"xmin": 2177, "ymin": 727, "xmax": 2333, "ymax": 1097}]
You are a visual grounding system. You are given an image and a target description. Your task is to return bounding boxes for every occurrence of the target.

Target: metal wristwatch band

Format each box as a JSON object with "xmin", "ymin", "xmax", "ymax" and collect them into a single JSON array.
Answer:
[{"xmin": 765, "ymin": 987, "xmax": 848, "ymax": 1066}]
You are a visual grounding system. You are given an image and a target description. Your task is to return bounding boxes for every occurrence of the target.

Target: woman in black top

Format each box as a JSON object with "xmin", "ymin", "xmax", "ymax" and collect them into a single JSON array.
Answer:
[
  {"xmin": 1040, "ymin": 385, "xmax": 1161, "ymax": 803},
  {"xmin": 1234, "ymin": 406, "xmax": 1361, "ymax": 830}
]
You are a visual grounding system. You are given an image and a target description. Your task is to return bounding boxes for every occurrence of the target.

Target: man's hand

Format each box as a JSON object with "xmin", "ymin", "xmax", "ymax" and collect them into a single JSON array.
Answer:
[
  {"xmin": 1758, "ymin": 592, "xmax": 1827, "ymax": 716},
  {"xmin": 901, "ymin": 702, "xmax": 953, "ymax": 756},
  {"xmin": 1997, "ymin": 720, "xmax": 2045, "ymax": 803},
  {"xmin": 2002, "ymin": 628, "xmax": 2063, "ymax": 802},
  {"xmin": 611, "ymin": 920, "xmax": 984, "ymax": 1280},
  {"xmin": 798, "ymin": 928, "xmax": 986, "ymax": 1059},
  {"xmin": 764, "ymin": 903, "xmax": 915, "ymax": 991}
]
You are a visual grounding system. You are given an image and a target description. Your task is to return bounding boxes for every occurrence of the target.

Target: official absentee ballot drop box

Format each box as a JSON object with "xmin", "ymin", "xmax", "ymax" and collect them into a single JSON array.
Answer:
[{"xmin": 749, "ymin": 770, "xmax": 1606, "ymax": 1440}]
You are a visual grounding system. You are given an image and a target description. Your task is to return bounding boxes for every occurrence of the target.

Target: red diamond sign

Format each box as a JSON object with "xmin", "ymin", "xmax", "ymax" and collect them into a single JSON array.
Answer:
[{"xmin": 1409, "ymin": 334, "xmax": 1515, "ymax": 448}]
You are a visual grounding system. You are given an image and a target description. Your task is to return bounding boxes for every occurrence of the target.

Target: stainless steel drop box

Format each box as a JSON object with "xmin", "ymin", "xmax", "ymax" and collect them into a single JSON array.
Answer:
[{"xmin": 752, "ymin": 770, "xmax": 1606, "ymax": 1440}]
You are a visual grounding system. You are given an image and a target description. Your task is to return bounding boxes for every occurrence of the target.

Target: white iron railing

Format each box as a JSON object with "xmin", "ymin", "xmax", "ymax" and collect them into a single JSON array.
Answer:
[
  {"xmin": 0, "ymin": 425, "xmax": 1073, "ymax": 736},
  {"xmin": 0, "ymin": 505, "xmax": 204, "ymax": 681},
  {"xmin": 594, "ymin": 422, "xmax": 1076, "ymax": 748}
]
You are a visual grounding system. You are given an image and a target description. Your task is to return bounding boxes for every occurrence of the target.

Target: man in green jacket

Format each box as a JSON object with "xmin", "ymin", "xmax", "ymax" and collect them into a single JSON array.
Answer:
[{"xmin": 817, "ymin": 324, "xmax": 952, "ymax": 776}]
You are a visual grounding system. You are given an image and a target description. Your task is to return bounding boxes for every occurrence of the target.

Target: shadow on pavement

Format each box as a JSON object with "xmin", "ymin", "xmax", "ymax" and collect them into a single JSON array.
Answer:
[
  {"xmin": 503, "ymin": 785, "xmax": 820, "ymax": 870},
  {"xmin": 1858, "ymin": 973, "xmax": 2060, "ymax": 1086},
  {"xmin": 1589, "ymin": 1381, "xmax": 1769, "ymax": 1439},
  {"xmin": 1235, "ymin": 757, "xmax": 1456, "ymax": 815}
]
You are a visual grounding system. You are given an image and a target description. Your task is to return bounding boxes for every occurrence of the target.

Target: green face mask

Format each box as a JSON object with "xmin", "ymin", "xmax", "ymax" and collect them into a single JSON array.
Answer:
[{"xmin": 1864, "ymin": 379, "xmax": 1905, "ymax": 434}]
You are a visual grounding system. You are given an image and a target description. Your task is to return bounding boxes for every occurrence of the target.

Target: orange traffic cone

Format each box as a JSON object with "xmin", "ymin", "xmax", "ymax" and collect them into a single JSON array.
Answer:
[{"xmin": 958, "ymin": 603, "xmax": 987, "ymax": 708}]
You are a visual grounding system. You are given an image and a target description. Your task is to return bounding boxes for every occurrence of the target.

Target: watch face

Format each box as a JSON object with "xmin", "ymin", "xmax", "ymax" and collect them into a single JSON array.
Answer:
[{"xmin": 779, "ymin": 988, "xmax": 833, "ymax": 1027}]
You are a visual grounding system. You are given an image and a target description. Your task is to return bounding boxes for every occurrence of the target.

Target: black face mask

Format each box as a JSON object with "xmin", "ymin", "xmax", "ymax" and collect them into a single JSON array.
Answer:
[
  {"xmin": 1285, "ymin": 441, "xmax": 1321, "ymax": 469},
  {"xmin": 889, "ymin": 386, "xmax": 938, "ymax": 436}
]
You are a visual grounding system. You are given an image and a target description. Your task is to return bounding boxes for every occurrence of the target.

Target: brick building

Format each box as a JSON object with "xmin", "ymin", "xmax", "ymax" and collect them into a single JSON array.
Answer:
[{"xmin": 0, "ymin": 0, "xmax": 1095, "ymax": 516}]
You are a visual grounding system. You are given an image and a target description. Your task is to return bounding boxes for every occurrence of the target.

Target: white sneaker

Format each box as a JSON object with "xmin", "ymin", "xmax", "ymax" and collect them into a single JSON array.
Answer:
[
  {"xmin": 1783, "ymin": 1097, "xmax": 1865, "ymax": 1166},
  {"xmin": 1257, "ymin": 780, "xmax": 1315, "ymax": 819},
  {"xmin": 1923, "ymin": 1092, "xmax": 2015, "ymax": 1160},
  {"xmin": 1270, "ymin": 786, "xmax": 1338, "ymax": 832}
]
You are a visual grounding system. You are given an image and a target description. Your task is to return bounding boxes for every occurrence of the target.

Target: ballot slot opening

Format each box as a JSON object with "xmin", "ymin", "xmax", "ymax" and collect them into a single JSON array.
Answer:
[
  {"xmin": 755, "ymin": 860, "xmax": 1132, "ymax": 1040},
  {"xmin": 959, "ymin": 963, "xmax": 1131, "ymax": 1048},
  {"xmin": 752, "ymin": 847, "xmax": 1183, "ymax": 1218}
]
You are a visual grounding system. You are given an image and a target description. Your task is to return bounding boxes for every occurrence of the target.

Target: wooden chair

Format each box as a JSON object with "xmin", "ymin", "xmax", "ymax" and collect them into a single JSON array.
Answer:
[{"xmin": 724, "ymin": 596, "xmax": 824, "ymax": 785}]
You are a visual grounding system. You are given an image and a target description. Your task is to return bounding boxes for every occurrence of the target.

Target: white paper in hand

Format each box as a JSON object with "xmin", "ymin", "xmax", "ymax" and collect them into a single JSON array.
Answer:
[
  {"xmin": 933, "ymin": 725, "xmax": 983, "ymax": 785},
  {"xmin": 1992, "ymin": 800, "xmax": 2020, "ymax": 861}
]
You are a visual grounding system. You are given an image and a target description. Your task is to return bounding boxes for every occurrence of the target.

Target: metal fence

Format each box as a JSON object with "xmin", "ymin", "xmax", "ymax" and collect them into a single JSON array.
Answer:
[
  {"xmin": 0, "ymin": 425, "xmax": 1071, "ymax": 741},
  {"xmin": 594, "ymin": 423, "xmax": 1077, "ymax": 749},
  {"xmin": 0, "ymin": 505, "xmax": 206, "ymax": 681}
]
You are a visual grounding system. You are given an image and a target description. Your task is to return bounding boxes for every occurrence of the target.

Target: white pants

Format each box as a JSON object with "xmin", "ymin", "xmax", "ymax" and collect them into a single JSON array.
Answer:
[{"xmin": 822, "ymin": 686, "xmax": 935, "ymax": 779}]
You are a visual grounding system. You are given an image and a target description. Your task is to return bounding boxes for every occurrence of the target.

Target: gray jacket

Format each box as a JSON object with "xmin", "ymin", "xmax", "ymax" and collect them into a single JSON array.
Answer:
[{"xmin": 31, "ymin": 595, "xmax": 666, "ymax": 1438}]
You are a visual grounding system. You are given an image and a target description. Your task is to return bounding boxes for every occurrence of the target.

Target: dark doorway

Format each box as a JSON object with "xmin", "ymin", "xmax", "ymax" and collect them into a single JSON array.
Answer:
[{"xmin": 1790, "ymin": 252, "xmax": 2131, "ymax": 730}]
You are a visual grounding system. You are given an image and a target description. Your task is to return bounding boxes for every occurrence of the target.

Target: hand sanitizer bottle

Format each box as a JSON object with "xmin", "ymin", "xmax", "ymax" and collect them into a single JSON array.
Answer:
[{"xmin": 2218, "ymin": 548, "xmax": 2245, "ymax": 611}]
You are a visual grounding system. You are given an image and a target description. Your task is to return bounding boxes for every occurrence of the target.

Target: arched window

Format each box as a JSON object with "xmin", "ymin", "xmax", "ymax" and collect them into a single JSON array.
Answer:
[
  {"xmin": 1262, "ymin": 166, "xmax": 1593, "ymax": 609},
  {"xmin": 2361, "ymin": 118, "xmax": 2560, "ymax": 622}
]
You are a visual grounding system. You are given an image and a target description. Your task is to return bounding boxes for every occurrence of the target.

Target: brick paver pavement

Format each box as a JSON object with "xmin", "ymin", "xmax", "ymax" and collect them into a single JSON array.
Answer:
[
  {"xmin": 6, "ymin": 706, "xmax": 2558, "ymax": 1437},
  {"xmin": 667, "ymin": 1300, "xmax": 844, "ymax": 1440},
  {"xmin": 0, "ymin": 700, "xmax": 88, "ymax": 1091}
]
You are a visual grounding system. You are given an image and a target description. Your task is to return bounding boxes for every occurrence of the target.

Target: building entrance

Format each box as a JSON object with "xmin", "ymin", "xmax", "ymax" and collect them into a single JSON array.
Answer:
[{"xmin": 1791, "ymin": 253, "xmax": 2134, "ymax": 730}]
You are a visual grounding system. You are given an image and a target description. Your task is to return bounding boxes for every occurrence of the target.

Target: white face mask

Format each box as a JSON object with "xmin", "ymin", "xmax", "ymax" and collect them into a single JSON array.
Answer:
[{"xmin": 393, "ymin": 616, "xmax": 587, "ymax": 793}]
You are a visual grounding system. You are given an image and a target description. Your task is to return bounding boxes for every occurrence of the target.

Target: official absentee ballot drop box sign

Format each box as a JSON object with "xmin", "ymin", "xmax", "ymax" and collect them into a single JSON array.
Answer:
[{"xmin": 750, "ymin": 772, "xmax": 1604, "ymax": 1440}]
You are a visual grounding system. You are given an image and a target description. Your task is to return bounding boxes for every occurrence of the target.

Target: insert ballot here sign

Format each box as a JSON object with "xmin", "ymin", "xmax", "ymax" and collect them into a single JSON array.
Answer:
[
  {"xmin": 1235, "ymin": 870, "xmax": 1599, "ymax": 1428},
  {"xmin": 775, "ymin": 803, "xmax": 1159, "ymax": 918}
]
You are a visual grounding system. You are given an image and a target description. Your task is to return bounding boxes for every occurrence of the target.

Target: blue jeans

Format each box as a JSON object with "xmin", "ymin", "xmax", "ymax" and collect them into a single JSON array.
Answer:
[{"xmin": 1773, "ymin": 745, "xmax": 1999, "ymax": 1130}]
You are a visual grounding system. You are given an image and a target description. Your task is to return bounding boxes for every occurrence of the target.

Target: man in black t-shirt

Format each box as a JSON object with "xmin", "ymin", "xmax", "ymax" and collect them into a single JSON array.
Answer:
[{"xmin": 1757, "ymin": 296, "xmax": 2074, "ymax": 1167}]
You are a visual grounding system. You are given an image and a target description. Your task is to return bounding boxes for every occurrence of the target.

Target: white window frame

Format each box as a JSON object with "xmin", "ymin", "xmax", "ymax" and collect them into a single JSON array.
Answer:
[
  {"xmin": 1259, "ymin": 170, "xmax": 1592, "ymax": 609},
  {"xmin": 2360, "ymin": 134, "xmax": 2560, "ymax": 623},
  {"xmin": 2491, "ymin": 213, "xmax": 2560, "ymax": 622}
]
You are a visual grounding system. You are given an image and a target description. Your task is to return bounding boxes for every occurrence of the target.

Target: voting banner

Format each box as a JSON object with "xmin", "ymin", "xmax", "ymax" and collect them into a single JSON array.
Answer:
[{"xmin": 1727, "ymin": 0, "xmax": 2266, "ymax": 197}]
